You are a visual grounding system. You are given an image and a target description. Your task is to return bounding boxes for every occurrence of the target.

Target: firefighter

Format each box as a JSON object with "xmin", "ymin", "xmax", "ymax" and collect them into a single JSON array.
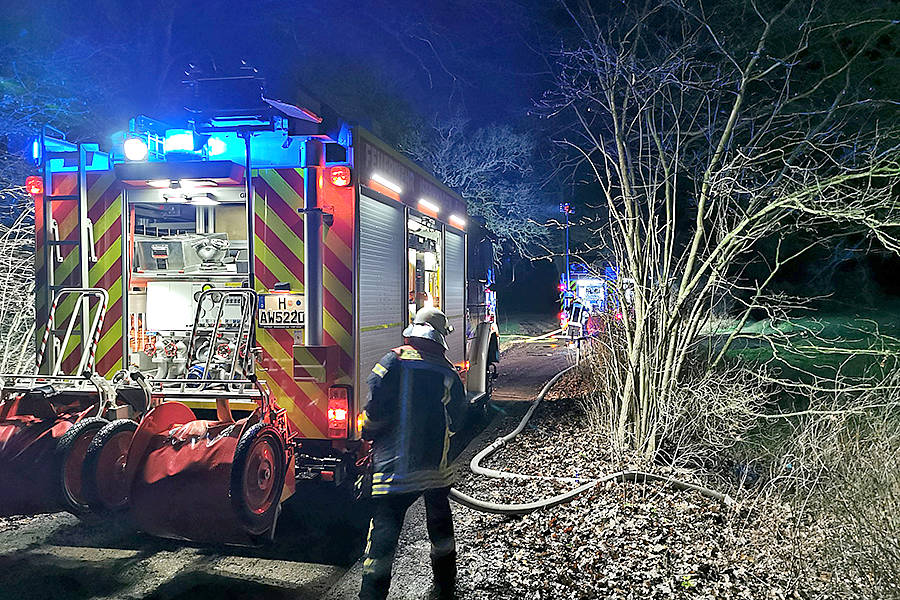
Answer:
[{"xmin": 358, "ymin": 307, "xmax": 467, "ymax": 600}]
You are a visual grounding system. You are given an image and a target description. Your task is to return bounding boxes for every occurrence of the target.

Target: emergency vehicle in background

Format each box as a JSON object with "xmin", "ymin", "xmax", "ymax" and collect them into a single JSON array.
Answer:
[
  {"xmin": 559, "ymin": 263, "xmax": 632, "ymax": 339},
  {"xmin": 0, "ymin": 71, "xmax": 499, "ymax": 543}
]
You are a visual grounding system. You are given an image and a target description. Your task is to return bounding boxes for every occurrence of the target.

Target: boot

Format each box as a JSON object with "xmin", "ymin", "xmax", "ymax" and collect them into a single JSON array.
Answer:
[{"xmin": 426, "ymin": 551, "xmax": 457, "ymax": 600}]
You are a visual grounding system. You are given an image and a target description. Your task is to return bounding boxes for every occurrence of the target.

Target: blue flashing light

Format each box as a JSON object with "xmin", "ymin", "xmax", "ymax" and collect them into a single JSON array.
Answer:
[
  {"xmin": 164, "ymin": 129, "xmax": 197, "ymax": 154},
  {"xmin": 604, "ymin": 265, "xmax": 618, "ymax": 281},
  {"xmin": 206, "ymin": 135, "xmax": 228, "ymax": 157},
  {"xmin": 31, "ymin": 138, "xmax": 41, "ymax": 165}
]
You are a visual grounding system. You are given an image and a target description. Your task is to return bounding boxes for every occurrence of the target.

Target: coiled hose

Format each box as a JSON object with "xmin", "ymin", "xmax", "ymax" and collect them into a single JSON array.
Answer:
[{"xmin": 449, "ymin": 364, "xmax": 734, "ymax": 515}]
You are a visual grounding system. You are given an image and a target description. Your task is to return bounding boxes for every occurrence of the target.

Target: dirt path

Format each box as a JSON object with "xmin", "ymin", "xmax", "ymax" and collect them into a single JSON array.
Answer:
[
  {"xmin": 0, "ymin": 340, "xmax": 572, "ymax": 600},
  {"xmin": 491, "ymin": 338, "xmax": 572, "ymax": 401}
]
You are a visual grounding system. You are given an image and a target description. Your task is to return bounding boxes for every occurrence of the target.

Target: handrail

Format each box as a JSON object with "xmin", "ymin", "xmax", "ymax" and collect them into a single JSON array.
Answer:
[{"xmin": 37, "ymin": 288, "xmax": 109, "ymax": 377}]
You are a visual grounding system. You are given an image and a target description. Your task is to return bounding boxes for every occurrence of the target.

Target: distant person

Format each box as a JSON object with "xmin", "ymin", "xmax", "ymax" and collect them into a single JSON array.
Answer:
[{"xmin": 358, "ymin": 307, "xmax": 467, "ymax": 600}]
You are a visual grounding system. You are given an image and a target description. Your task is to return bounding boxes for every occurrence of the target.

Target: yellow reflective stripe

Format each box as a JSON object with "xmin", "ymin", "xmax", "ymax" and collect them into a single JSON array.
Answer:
[
  {"xmin": 360, "ymin": 322, "xmax": 402, "ymax": 333},
  {"xmin": 371, "ymin": 363, "xmax": 387, "ymax": 378},
  {"xmin": 399, "ymin": 348, "xmax": 421, "ymax": 360}
]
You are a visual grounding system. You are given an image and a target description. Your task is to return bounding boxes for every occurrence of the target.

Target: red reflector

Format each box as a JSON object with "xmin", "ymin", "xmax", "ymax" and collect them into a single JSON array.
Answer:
[
  {"xmin": 25, "ymin": 176, "xmax": 43, "ymax": 196},
  {"xmin": 320, "ymin": 470, "xmax": 334, "ymax": 482},
  {"xmin": 327, "ymin": 386, "xmax": 350, "ymax": 439},
  {"xmin": 329, "ymin": 166, "xmax": 351, "ymax": 187}
]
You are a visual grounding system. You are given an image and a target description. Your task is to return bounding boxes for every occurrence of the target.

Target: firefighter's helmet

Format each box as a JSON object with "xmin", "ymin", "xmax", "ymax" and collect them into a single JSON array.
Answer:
[{"xmin": 403, "ymin": 307, "xmax": 454, "ymax": 349}]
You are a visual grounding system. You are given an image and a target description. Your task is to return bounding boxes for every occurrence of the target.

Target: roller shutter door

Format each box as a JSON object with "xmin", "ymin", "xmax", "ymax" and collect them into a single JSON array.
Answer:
[
  {"xmin": 444, "ymin": 229, "xmax": 466, "ymax": 365},
  {"xmin": 358, "ymin": 194, "xmax": 405, "ymax": 379}
]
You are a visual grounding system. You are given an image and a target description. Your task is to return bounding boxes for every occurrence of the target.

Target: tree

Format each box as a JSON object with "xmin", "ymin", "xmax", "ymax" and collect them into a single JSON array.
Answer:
[
  {"xmin": 546, "ymin": 0, "xmax": 900, "ymax": 460},
  {"xmin": 402, "ymin": 116, "xmax": 553, "ymax": 257}
]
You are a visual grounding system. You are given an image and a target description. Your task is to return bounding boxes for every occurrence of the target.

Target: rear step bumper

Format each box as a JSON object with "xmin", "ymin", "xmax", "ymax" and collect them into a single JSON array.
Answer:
[{"xmin": 294, "ymin": 448, "xmax": 357, "ymax": 486}]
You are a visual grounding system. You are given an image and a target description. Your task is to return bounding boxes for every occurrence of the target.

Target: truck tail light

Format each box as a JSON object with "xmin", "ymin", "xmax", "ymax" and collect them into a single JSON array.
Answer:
[
  {"xmin": 25, "ymin": 176, "xmax": 43, "ymax": 196},
  {"xmin": 327, "ymin": 386, "xmax": 350, "ymax": 438},
  {"xmin": 329, "ymin": 166, "xmax": 351, "ymax": 187}
]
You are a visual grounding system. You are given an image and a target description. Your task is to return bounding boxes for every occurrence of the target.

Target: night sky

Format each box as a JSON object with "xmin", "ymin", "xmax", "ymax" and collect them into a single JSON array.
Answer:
[{"xmin": 3, "ymin": 0, "xmax": 556, "ymax": 131}]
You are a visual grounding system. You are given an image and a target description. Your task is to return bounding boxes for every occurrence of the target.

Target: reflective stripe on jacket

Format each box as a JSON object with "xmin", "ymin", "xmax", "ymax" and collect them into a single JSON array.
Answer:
[{"xmin": 360, "ymin": 341, "xmax": 467, "ymax": 496}]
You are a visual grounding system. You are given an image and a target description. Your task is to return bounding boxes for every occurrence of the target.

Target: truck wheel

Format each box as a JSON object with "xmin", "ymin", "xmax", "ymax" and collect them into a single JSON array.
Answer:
[
  {"xmin": 230, "ymin": 423, "xmax": 286, "ymax": 536},
  {"xmin": 82, "ymin": 419, "xmax": 138, "ymax": 512},
  {"xmin": 57, "ymin": 416, "xmax": 108, "ymax": 514},
  {"xmin": 485, "ymin": 363, "xmax": 496, "ymax": 402},
  {"xmin": 475, "ymin": 363, "xmax": 497, "ymax": 423}
]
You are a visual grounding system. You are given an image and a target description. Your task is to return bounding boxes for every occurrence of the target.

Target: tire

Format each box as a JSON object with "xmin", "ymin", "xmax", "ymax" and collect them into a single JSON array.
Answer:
[
  {"xmin": 230, "ymin": 423, "xmax": 286, "ymax": 536},
  {"xmin": 82, "ymin": 419, "xmax": 138, "ymax": 512},
  {"xmin": 56, "ymin": 416, "xmax": 108, "ymax": 514},
  {"xmin": 475, "ymin": 363, "xmax": 496, "ymax": 423}
]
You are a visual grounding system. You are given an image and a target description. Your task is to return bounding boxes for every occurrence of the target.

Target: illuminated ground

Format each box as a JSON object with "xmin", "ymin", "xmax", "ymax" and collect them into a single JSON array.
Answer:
[{"xmin": 0, "ymin": 339, "xmax": 571, "ymax": 600}]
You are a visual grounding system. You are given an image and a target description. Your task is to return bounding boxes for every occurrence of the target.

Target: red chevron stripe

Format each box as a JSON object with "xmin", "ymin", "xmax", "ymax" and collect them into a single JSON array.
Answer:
[
  {"xmin": 260, "ymin": 344, "xmax": 327, "ymax": 433},
  {"xmin": 51, "ymin": 173, "xmax": 77, "ymax": 196},
  {"xmin": 254, "ymin": 215, "xmax": 305, "ymax": 282},
  {"xmin": 92, "ymin": 269, "xmax": 122, "ymax": 292},
  {"xmin": 87, "ymin": 178, "xmax": 118, "ymax": 213},
  {"xmin": 277, "ymin": 168, "xmax": 305, "ymax": 198},
  {"xmin": 322, "ymin": 330, "xmax": 354, "ymax": 378},
  {"xmin": 255, "ymin": 175, "xmax": 303, "ymax": 226},
  {"xmin": 95, "ymin": 224, "xmax": 123, "ymax": 255},
  {"xmin": 95, "ymin": 352, "xmax": 121, "ymax": 377},
  {"xmin": 102, "ymin": 297, "xmax": 123, "ymax": 329},
  {"xmin": 322, "ymin": 244, "xmax": 353, "ymax": 292},
  {"xmin": 322, "ymin": 291, "xmax": 353, "ymax": 336}
]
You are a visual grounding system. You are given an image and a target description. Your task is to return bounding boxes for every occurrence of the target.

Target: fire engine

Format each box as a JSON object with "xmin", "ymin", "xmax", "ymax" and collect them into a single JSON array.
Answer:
[
  {"xmin": 559, "ymin": 263, "xmax": 632, "ymax": 338},
  {"xmin": 0, "ymin": 72, "xmax": 500, "ymax": 543}
]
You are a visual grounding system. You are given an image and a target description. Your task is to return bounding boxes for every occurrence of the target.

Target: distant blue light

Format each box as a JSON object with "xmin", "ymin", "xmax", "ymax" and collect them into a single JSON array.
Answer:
[
  {"xmin": 31, "ymin": 138, "xmax": 41, "ymax": 164},
  {"xmin": 164, "ymin": 129, "xmax": 196, "ymax": 154}
]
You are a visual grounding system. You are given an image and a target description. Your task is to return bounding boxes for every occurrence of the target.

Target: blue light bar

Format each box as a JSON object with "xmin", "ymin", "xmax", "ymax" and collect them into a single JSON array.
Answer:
[{"xmin": 164, "ymin": 129, "xmax": 198, "ymax": 154}]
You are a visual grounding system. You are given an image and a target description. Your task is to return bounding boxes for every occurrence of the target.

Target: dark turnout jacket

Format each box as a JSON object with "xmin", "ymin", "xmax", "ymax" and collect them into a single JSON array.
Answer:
[{"xmin": 360, "ymin": 340, "xmax": 467, "ymax": 495}]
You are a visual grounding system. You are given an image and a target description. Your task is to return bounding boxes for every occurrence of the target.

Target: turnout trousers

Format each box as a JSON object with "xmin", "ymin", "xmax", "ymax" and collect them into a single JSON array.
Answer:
[{"xmin": 359, "ymin": 487, "xmax": 456, "ymax": 600}]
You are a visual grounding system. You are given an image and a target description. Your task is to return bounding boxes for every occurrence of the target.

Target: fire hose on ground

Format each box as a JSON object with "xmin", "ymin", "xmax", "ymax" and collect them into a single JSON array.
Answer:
[{"xmin": 448, "ymin": 364, "xmax": 734, "ymax": 515}]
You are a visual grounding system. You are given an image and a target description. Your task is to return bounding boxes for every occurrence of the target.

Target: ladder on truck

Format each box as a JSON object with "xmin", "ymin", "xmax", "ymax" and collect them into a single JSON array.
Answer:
[{"xmin": 35, "ymin": 129, "xmax": 110, "ymax": 374}]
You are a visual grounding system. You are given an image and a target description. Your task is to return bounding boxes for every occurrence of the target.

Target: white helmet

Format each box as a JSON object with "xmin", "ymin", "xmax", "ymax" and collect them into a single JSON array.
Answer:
[{"xmin": 402, "ymin": 307, "xmax": 454, "ymax": 349}]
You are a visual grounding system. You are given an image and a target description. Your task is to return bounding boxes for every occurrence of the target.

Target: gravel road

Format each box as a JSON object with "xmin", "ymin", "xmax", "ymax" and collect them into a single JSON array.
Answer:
[{"xmin": 0, "ymin": 339, "xmax": 572, "ymax": 600}]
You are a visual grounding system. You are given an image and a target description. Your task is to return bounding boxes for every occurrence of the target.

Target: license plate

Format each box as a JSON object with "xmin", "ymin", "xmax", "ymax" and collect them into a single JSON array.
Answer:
[{"xmin": 258, "ymin": 294, "xmax": 305, "ymax": 329}]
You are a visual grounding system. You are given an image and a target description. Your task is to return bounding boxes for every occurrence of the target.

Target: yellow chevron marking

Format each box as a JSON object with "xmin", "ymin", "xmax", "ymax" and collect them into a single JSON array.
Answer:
[
  {"xmin": 62, "ymin": 333, "xmax": 82, "ymax": 366},
  {"xmin": 255, "ymin": 241, "xmax": 303, "ymax": 291},
  {"xmin": 324, "ymin": 308, "xmax": 353, "ymax": 356},
  {"xmin": 90, "ymin": 241, "xmax": 122, "ymax": 283},
  {"xmin": 254, "ymin": 191, "xmax": 305, "ymax": 268},
  {"xmin": 257, "ymin": 329, "xmax": 328, "ymax": 414},
  {"xmin": 262, "ymin": 371, "xmax": 323, "ymax": 438},
  {"xmin": 322, "ymin": 265, "xmax": 352, "ymax": 315},
  {"xmin": 56, "ymin": 205, "xmax": 79, "ymax": 240},
  {"xmin": 262, "ymin": 169, "xmax": 303, "ymax": 207},
  {"xmin": 54, "ymin": 294, "xmax": 79, "ymax": 322},
  {"xmin": 98, "ymin": 357, "xmax": 123, "ymax": 378},
  {"xmin": 95, "ymin": 316, "xmax": 123, "ymax": 360},
  {"xmin": 88, "ymin": 172, "xmax": 116, "ymax": 200},
  {"xmin": 54, "ymin": 248, "xmax": 80, "ymax": 285},
  {"xmin": 255, "ymin": 329, "xmax": 325, "ymax": 437},
  {"xmin": 92, "ymin": 194, "xmax": 121, "ymax": 233},
  {"xmin": 324, "ymin": 230, "xmax": 352, "ymax": 271}
]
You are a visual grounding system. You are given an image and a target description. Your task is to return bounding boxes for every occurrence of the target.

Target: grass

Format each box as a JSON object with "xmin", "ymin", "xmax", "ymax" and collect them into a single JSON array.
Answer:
[
  {"xmin": 495, "ymin": 311, "xmax": 559, "ymax": 338},
  {"xmin": 495, "ymin": 311, "xmax": 560, "ymax": 352},
  {"xmin": 714, "ymin": 304, "xmax": 900, "ymax": 381}
]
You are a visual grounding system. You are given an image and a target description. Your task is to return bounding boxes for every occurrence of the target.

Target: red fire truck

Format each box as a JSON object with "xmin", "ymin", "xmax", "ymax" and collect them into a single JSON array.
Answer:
[{"xmin": 1, "ymin": 73, "xmax": 499, "ymax": 542}]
